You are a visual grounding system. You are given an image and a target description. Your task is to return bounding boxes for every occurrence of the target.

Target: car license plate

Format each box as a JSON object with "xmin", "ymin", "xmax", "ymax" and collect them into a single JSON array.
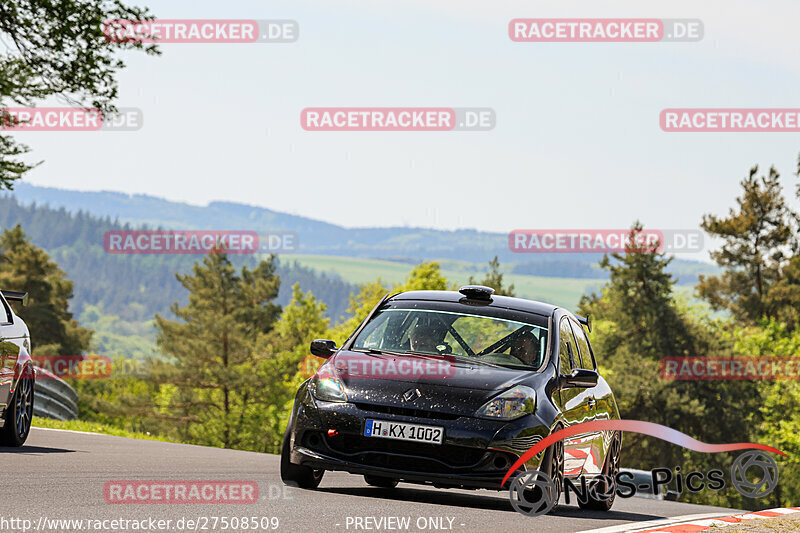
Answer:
[{"xmin": 364, "ymin": 419, "xmax": 444, "ymax": 445}]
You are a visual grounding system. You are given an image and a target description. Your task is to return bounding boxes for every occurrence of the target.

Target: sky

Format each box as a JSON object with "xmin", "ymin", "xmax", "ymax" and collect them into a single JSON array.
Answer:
[{"xmin": 9, "ymin": 0, "xmax": 800, "ymax": 239}]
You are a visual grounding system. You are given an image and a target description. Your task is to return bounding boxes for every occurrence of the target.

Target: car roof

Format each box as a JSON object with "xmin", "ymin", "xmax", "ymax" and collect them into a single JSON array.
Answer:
[{"xmin": 388, "ymin": 290, "xmax": 559, "ymax": 317}]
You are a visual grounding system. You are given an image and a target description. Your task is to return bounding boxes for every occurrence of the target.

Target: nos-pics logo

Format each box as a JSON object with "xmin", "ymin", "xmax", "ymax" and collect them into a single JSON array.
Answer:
[{"xmin": 504, "ymin": 420, "xmax": 783, "ymax": 517}]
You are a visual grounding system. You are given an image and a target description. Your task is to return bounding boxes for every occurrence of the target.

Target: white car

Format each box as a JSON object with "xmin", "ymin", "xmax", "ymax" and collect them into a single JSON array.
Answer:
[{"xmin": 0, "ymin": 290, "xmax": 34, "ymax": 447}]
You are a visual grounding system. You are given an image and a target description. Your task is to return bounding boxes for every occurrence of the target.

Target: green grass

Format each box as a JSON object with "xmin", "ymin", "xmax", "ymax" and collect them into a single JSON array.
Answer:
[
  {"xmin": 31, "ymin": 417, "xmax": 179, "ymax": 443},
  {"xmin": 280, "ymin": 254, "xmax": 606, "ymax": 310}
]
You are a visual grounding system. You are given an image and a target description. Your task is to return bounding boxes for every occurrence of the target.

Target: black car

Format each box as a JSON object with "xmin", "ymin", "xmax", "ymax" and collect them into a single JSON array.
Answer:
[{"xmin": 281, "ymin": 286, "xmax": 622, "ymax": 511}]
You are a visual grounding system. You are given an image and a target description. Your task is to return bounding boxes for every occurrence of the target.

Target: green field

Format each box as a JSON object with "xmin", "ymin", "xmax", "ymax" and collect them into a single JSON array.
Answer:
[{"xmin": 279, "ymin": 254, "xmax": 607, "ymax": 310}]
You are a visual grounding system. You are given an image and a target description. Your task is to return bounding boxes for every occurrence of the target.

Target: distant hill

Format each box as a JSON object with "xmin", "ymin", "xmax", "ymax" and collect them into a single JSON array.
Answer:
[{"xmin": 8, "ymin": 183, "xmax": 717, "ymax": 284}]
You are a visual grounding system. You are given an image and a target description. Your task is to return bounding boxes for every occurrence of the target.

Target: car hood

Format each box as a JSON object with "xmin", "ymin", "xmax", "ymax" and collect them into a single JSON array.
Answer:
[{"xmin": 327, "ymin": 350, "xmax": 536, "ymax": 415}]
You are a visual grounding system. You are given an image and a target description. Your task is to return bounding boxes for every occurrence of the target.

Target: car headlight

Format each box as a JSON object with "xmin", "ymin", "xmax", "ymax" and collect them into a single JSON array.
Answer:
[
  {"xmin": 309, "ymin": 362, "xmax": 348, "ymax": 402},
  {"xmin": 475, "ymin": 385, "xmax": 536, "ymax": 420}
]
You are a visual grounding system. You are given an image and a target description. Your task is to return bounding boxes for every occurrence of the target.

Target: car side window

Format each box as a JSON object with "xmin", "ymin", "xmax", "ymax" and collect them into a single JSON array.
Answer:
[
  {"xmin": 359, "ymin": 316, "xmax": 389, "ymax": 349},
  {"xmin": 570, "ymin": 320, "xmax": 595, "ymax": 370},
  {"xmin": 558, "ymin": 317, "xmax": 579, "ymax": 374}
]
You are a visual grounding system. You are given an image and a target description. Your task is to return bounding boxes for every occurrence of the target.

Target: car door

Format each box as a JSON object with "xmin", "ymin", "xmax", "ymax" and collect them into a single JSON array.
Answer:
[
  {"xmin": 556, "ymin": 316, "xmax": 597, "ymax": 477},
  {"xmin": 568, "ymin": 318, "xmax": 605, "ymax": 475}
]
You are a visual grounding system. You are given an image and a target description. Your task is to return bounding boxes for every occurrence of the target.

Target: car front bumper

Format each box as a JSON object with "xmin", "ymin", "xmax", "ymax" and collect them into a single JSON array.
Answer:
[{"xmin": 286, "ymin": 385, "xmax": 550, "ymax": 490}]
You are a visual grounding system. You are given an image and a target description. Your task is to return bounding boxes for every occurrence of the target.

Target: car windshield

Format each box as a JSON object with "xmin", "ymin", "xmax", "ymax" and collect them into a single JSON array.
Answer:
[{"xmin": 351, "ymin": 308, "xmax": 548, "ymax": 370}]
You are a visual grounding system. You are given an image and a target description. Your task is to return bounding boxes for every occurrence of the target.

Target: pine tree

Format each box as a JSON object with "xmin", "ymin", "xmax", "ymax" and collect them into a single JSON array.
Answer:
[
  {"xmin": 581, "ymin": 222, "xmax": 696, "ymax": 360},
  {"xmin": 697, "ymin": 166, "xmax": 795, "ymax": 324},
  {"xmin": 154, "ymin": 252, "xmax": 281, "ymax": 448}
]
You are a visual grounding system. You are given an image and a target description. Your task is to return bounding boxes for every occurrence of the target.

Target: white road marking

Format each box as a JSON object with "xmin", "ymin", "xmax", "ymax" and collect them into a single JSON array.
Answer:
[
  {"xmin": 31, "ymin": 426, "xmax": 104, "ymax": 436},
  {"xmin": 579, "ymin": 507, "xmax": 800, "ymax": 533},
  {"xmin": 576, "ymin": 512, "xmax": 740, "ymax": 533}
]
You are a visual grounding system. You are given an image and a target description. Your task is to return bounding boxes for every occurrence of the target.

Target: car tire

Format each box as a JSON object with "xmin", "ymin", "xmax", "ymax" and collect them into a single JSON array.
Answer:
[
  {"xmin": 280, "ymin": 435, "xmax": 324, "ymax": 489},
  {"xmin": 520, "ymin": 427, "xmax": 565, "ymax": 513},
  {"xmin": 364, "ymin": 475, "xmax": 398, "ymax": 488},
  {"xmin": 541, "ymin": 429, "xmax": 565, "ymax": 510},
  {"xmin": 578, "ymin": 432, "xmax": 622, "ymax": 511},
  {"xmin": 0, "ymin": 369, "xmax": 34, "ymax": 447}
]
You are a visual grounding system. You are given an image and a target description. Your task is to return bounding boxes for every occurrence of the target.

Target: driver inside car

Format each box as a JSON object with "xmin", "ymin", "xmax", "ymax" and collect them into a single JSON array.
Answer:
[
  {"xmin": 408, "ymin": 324, "xmax": 440, "ymax": 354},
  {"xmin": 510, "ymin": 331, "xmax": 541, "ymax": 366}
]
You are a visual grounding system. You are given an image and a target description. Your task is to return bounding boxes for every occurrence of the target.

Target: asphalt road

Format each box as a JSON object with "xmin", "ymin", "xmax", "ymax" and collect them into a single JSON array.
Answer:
[{"xmin": 0, "ymin": 428, "xmax": 742, "ymax": 533}]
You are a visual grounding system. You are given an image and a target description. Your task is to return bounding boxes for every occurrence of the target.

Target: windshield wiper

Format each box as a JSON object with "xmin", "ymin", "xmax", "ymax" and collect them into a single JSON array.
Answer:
[
  {"xmin": 352, "ymin": 348, "xmax": 456, "ymax": 362},
  {"xmin": 447, "ymin": 354, "xmax": 505, "ymax": 369},
  {"xmin": 351, "ymin": 348, "xmax": 408, "ymax": 357},
  {"xmin": 352, "ymin": 348, "xmax": 506, "ymax": 369}
]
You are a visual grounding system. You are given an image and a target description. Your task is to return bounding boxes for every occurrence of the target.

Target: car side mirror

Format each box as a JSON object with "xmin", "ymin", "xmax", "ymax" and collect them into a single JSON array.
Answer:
[
  {"xmin": 310, "ymin": 339, "xmax": 337, "ymax": 359},
  {"xmin": 560, "ymin": 368, "xmax": 599, "ymax": 388}
]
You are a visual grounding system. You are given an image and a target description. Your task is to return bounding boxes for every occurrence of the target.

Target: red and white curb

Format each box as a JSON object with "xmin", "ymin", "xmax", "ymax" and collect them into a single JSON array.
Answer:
[{"xmin": 578, "ymin": 507, "xmax": 800, "ymax": 533}]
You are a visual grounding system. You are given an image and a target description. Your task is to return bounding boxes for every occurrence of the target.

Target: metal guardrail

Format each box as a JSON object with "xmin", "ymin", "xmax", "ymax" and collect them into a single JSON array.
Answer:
[{"xmin": 33, "ymin": 367, "xmax": 79, "ymax": 421}]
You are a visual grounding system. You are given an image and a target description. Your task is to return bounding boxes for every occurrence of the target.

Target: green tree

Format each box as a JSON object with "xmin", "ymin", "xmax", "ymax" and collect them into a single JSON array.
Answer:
[
  {"xmin": 0, "ymin": 225, "xmax": 91, "ymax": 354},
  {"xmin": 273, "ymin": 283, "xmax": 330, "ymax": 348},
  {"xmin": 396, "ymin": 261, "xmax": 451, "ymax": 292},
  {"xmin": 760, "ymin": 157, "xmax": 800, "ymax": 329},
  {"xmin": 763, "ymin": 256, "xmax": 800, "ymax": 328},
  {"xmin": 697, "ymin": 166, "xmax": 795, "ymax": 324},
  {"xmin": 581, "ymin": 222, "xmax": 698, "ymax": 359},
  {"xmin": 468, "ymin": 256, "xmax": 515, "ymax": 296},
  {"xmin": 0, "ymin": 0, "xmax": 159, "ymax": 189},
  {"xmin": 154, "ymin": 252, "xmax": 281, "ymax": 448},
  {"xmin": 726, "ymin": 320, "xmax": 800, "ymax": 508}
]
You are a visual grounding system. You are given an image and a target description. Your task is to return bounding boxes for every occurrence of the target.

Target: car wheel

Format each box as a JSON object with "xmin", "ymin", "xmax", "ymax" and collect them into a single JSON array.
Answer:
[
  {"xmin": 521, "ymin": 427, "xmax": 565, "ymax": 512},
  {"xmin": 364, "ymin": 475, "xmax": 398, "ymax": 488},
  {"xmin": 542, "ymin": 431, "xmax": 565, "ymax": 509},
  {"xmin": 579, "ymin": 432, "xmax": 622, "ymax": 511},
  {"xmin": 280, "ymin": 435, "xmax": 324, "ymax": 489},
  {"xmin": 0, "ymin": 369, "xmax": 34, "ymax": 447}
]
